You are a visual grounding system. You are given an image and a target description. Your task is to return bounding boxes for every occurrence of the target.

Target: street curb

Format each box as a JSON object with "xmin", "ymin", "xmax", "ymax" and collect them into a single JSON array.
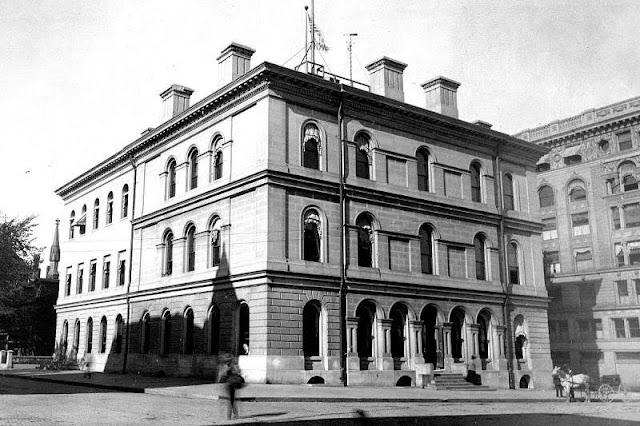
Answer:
[{"xmin": 4, "ymin": 373, "xmax": 144, "ymax": 393}]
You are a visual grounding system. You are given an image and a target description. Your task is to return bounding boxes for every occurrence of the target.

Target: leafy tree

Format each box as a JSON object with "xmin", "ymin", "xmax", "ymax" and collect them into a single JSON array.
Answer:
[{"xmin": 0, "ymin": 214, "xmax": 41, "ymax": 317}]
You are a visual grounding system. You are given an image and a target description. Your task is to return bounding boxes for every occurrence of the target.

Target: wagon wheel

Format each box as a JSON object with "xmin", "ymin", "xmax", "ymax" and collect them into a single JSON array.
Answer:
[{"xmin": 599, "ymin": 384, "xmax": 614, "ymax": 403}]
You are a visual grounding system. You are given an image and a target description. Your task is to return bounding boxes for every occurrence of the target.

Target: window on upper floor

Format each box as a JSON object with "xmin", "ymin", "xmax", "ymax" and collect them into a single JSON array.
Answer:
[
  {"xmin": 303, "ymin": 123, "xmax": 321, "ymax": 170},
  {"xmin": 76, "ymin": 264, "xmax": 84, "ymax": 294},
  {"xmin": 86, "ymin": 318, "xmax": 93, "ymax": 354},
  {"xmin": 618, "ymin": 131, "xmax": 632, "ymax": 151},
  {"xmin": 163, "ymin": 230, "xmax": 173, "ymax": 276},
  {"xmin": 613, "ymin": 318, "xmax": 626, "ymax": 338},
  {"xmin": 564, "ymin": 155, "xmax": 582, "ymax": 166},
  {"xmin": 121, "ymin": 184, "xmax": 129, "ymax": 218},
  {"xmin": 93, "ymin": 199, "xmax": 100, "ymax": 229},
  {"xmin": 470, "ymin": 162, "xmax": 482, "ymax": 202},
  {"xmin": 356, "ymin": 214, "xmax": 375, "ymax": 267},
  {"xmin": 65, "ymin": 267, "xmax": 72, "ymax": 296},
  {"xmin": 623, "ymin": 203, "xmax": 640, "ymax": 228},
  {"xmin": 186, "ymin": 224, "xmax": 196, "ymax": 272},
  {"xmin": 574, "ymin": 249, "xmax": 593, "ymax": 272},
  {"xmin": 617, "ymin": 280, "xmax": 629, "ymax": 298},
  {"xmin": 615, "ymin": 242, "xmax": 625, "ymax": 267},
  {"xmin": 568, "ymin": 181, "xmax": 587, "ymax": 203},
  {"xmin": 578, "ymin": 283, "xmax": 596, "ymax": 308},
  {"xmin": 618, "ymin": 161, "xmax": 638, "ymax": 193},
  {"xmin": 355, "ymin": 133, "xmax": 371, "ymax": 180},
  {"xmin": 89, "ymin": 260, "xmax": 97, "ymax": 292},
  {"xmin": 188, "ymin": 148, "xmax": 198, "ymax": 190},
  {"xmin": 103, "ymin": 256, "xmax": 110, "ymax": 289},
  {"xmin": 419, "ymin": 224, "xmax": 434, "ymax": 275},
  {"xmin": 612, "ymin": 207, "xmax": 621, "ymax": 230},
  {"xmin": 542, "ymin": 217, "xmax": 558, "ymax": 241},
  {"xmin": 544, "ymin": 251, "xmax": 560, "ymax": 275},
  {"xmin": 209, "ymin": 218, "xmax": 222, "ymax": 267},
  {"xmin": 167, "ymin": 159, "xmax": 177, "ymax": 199},
  {"xmin": 507, "ymin": 241, "xmax": 520, "ymax": 284},
  {"xmin": 211, "ymin": 137, "xmax": 224, "ymax": 181},
  {"xmin": 474, "ymin": 234, "xmax": 487, "ymax": 280},
  {"xmin": 303, "ymin": 209, "xmax": 322, "ymax": 262},
  {"xmin": 117, "ymin": 251, "xmax": 126, "ymax": 286},
  {"xmin": 99, "ymin": 316, "xmax": 108, "ymax": 353},
  {"xmin": 571, "ymin": 212, "xmax": 590, "ymax": 236},
  {"xmin": 69, "ymin": 211, "xmax": 75, "ymax": 239},
  {"xmin": 79, "ymin": 205, "xmax": 87, "ymax": 235},
  {"xmin": 630, "ymin": 318, "xmax": 640, "ymax": 338},
  {"xmin": 503, "ymin": 174, "xmax": 514, "ymax": 211},
  {"xmin": 417, "ymin": 148, "xmax": 430, "ymax": 192},
  {"xmin": 106, "ymin": 192, "xmax": 113, "ymax": 224},
  {"xmin": 538, "ymin": 185, "xmax": 554, "ymax": 208}
]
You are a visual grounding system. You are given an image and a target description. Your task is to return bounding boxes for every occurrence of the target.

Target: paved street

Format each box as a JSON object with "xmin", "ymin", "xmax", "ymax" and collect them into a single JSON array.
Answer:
[{"xmin": 1, "ymin": 374, "xmax": 640, "ymax": 425}]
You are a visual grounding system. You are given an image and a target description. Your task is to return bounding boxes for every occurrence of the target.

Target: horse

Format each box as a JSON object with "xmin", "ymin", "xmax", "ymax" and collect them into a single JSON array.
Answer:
[{"xmin": 552, "ymin": 366, "xmax": 590, "ymax": 402}]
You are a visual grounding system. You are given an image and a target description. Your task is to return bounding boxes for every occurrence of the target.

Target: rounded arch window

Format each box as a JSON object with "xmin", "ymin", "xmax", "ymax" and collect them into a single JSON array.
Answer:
[
  {"xmin": 474, "ymin": 234, "xmax": 487, "ymax": 281},
  {"xmin": 419, "ymin": 224, "xmax": 435, "ymax": 275},
  {"xmin": 183, "ymin": 307, "xmax": 195, "ymax": 355},
  {"xmin": 69, "ymin": 210, "xmax": 76, "ymax": 239},
  {"xmin": 209, "ymin": 218, "xmax": 222, "ymax": 267},
  {"xmin": 568, "ymin": 180, "xmax": 587, "ymax": 202},
  {"xmin": 161, "ymin": 310, "xmax": 172, "ymax": 354},
  {"xmin": 188, "ymin": 148, "xmax": 199, "ymax": 190},
  {"xmin": 303, "ymin": 301, "xmax": 321, "ymax": 357},
  {"xmin": 354, "ymin": 133, "xmax": 371, "ymax": 180},
  {"xmin": 503, "ymin": 174, "xmax": 514, "ymax": 210},
  {"xmin": 79, "ymin": 205, "xmax": 87, "ymax": 235},
  {"xmin": 356, "ymin": 214, "xmax": 375, "ymax": 267},
  {"xmin": 208, "ymin": 305, "xmax": 220, "ymax": 355},
  {"xmin": 619, "ymin": 162, "xmax": 638, "ymax": 192},
  {"xmin": 538, "ymin": 185, "xmax": 555, "ymax": 208},
  {"xmin": 86, "ymin": 317, "xmax": 93, "ymax": 354},
  {"xmin": 185, "ymin": 223, "xmax": 196, "ymax": 272},
  {"xmin": 114, "ymin": 314, "xmax": 124, "ymax": 354},
  {"xmin": 93, "ymin": 199, "xmax": 100, "ymax": 229},
  {"xmin": 140, "ymin": 312, "xmax": 151, "ymax": 354},
  {"xmin": 238, "ymin": 303, "xmax": 250, "ymax": 355},
  {"xmin": 470, "ymin": 162, "xmax": 482, "ymax": 202},
  {"xmin": 99, "ymin": 316, "xmax": 108, "ymax": 353},
  {"xmin": 167, "ymin": 159, "xmax": 177, "ymax": 199},
  {"xmin": 212, "ymin": 137, "xmax": 224, "ymax": 181},
  {"xmin": 163, "ymin": 230, "xmax": 174, "ymax": 275},
  {"xmin": 417, "ymin": 148, "xmax": 431, "ymax": 192},
  {"xmin": 106, "ymin": 192, "xmax": 114, "ymax": 224},
  {"xmin": 303, "ymin": 209, "xmax": 322, "ymax": 262},
  {"xmin": 390, "ymin": 304, "xmax": 407, "ymax": 358},
  {"xmin": 507, "ymin": 241, "xmax": 520, "ymax": 285},
  {"xmin": 303, "ymin": 123, "xmax": 321, "ymax": 170},
  {"xmin": 121, "ymin": 184, "xmax": 129, "ymax": 218}
]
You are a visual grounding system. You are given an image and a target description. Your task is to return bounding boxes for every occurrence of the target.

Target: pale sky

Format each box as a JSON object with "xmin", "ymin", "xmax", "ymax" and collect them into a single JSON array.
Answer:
[{"xmin": 2, "ymin": 0, "xmax": 640, "ymax": 276}]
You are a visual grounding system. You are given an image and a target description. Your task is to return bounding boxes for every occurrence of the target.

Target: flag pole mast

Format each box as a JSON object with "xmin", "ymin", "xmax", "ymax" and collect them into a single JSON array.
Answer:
[
  {"xmin": 304, "ymin": 5, "xmax": 309, "ymax": 74},
  {"xmin": 311, "ymin": 0, "xmax": 315, "ymax": 74}
]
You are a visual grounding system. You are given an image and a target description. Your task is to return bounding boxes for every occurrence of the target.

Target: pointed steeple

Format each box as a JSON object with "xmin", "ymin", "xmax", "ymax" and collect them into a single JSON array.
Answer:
[{"xmin": 46, "ymin": 219, "xmax": 60, "ymax": 279}]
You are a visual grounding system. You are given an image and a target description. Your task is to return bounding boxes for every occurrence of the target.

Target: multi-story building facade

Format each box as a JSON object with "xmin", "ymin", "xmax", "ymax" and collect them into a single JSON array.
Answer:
[
  {"xmin": 54, "ymin": 42, "xmax": 551, "ymax": 388},
  {"xmin": 517, "ymin": 97, "xmax": 640, "ymax": 388}
]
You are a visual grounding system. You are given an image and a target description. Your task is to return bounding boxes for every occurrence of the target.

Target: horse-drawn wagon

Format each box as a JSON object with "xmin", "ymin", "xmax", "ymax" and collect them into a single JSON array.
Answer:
[{"xmin": 592, "ymin": 374, "xmax": 630, "ymax": 403}]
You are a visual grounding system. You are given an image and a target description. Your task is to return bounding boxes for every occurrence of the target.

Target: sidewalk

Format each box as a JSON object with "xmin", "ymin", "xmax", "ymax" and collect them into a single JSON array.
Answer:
[{"xmin": 0, "ymin": 365, "xmax": 585, "ymax": 404}]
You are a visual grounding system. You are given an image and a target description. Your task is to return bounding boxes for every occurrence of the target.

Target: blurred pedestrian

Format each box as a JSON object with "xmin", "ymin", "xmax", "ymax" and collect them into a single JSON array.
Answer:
[{"xmin": 219, "ymin": 355, "xmax": 244, "ymax": 420}]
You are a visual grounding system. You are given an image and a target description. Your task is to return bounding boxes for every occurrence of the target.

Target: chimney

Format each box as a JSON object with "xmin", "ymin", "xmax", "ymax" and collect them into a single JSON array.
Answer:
[
  {"xmin": 217, "ymin": 42, "xmax": 256, "ymax": 87},
  {"xmin": 421, "ymin": 76, "xmax": 461, "ymax": 119},
  {"xmin": 365, "ymin": 57, "xmax": 407, "ymax": 102},
  {"xmin": 160, "ymin": 84, "xmax": 194, "ymax": 121}
]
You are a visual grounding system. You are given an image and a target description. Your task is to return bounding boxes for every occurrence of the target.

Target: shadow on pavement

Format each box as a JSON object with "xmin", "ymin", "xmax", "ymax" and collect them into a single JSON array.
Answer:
[{"xmin": 0, "ymin": 375, "xmax": 116, "ymax": 395}]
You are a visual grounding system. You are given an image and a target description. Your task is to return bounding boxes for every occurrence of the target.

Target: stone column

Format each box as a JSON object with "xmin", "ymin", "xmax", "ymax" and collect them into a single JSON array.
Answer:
[
  {"xmin": 408, "ymin": 320, "xmax": 425, "ymax": 369},
  {"xmin": 435, "ymin": 325, "xmax": 444, "ymax": 369},
  {"xmin": 442, "ymin": 322, "xmax": 454, "ymax": 370},
  {"xmin": 469, "ymin": 323, "xmax": 480, "ymax": 359},
  {"xmin": 158, "ymin": 171, "xmax": 168, "ymax": 199},
  {"xmin": 379, "ymin": 319, "xmax": 393, "ymax": 370},
  {"xmin": 195, "ymin": 230, "xmax": 209, "ymax": 270},
  {"xmin": 495, "ymin": 325, "xmax": 508, "ymax": 370},
  {"xmin": 175, "ymin": 162, "xmax": 187, "ymax": 194},
  {"xmin": 346, "ymin": 317, "xmax": 360, "ymax": 370}
]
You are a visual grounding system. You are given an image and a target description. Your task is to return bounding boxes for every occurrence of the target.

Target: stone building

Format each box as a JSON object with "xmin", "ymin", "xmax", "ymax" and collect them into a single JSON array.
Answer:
[
  {"xmin": 516, "ymin": 97, "xmax": 640, "ymax": 388},
  {"xmin": 54, "ymin": 42, "xmax": 551, "ymax": 388}
]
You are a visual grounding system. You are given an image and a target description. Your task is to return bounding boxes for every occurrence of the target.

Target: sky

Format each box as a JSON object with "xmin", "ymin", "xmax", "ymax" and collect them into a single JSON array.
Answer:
[{"xmin": 2, "ymin": 0, "xmax": 640, "ymax": 276}]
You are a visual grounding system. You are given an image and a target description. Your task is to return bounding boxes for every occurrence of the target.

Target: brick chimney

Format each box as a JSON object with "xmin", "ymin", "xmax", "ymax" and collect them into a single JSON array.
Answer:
[
  {"xmin": 160, "ymin": 84, "xmax": 194, "ymax": 121},
  {"xmin": 422, "ymin": 76, "xmax": 461, "ymax": 119},
  {"xmin": 217, "ymin": 42, "xmax": 255, "ymax": 87},
  {"xmin": 365, "ymin": 57, "xmax": 407, "ymax": 102}
]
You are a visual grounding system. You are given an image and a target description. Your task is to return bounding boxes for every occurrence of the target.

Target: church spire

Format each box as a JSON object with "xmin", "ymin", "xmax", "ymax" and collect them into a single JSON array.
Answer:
[{"xmin": 47, "ymin": 219, "xmax": 60, "ymax": 279}]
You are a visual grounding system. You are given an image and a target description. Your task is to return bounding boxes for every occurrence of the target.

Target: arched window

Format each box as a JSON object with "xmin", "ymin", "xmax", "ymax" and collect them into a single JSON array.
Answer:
[
  {"xmin": 114, "ymin": 314, "xmax": 123, "ymax": 354},
  {"xmin": 419, "ymin": 224, "xmax": 434, "ymax": 274},
  {"xmin": 69, "ymin": 210, "xmax": 75, "ymax": 239},
  {"xmin": 538, "ymin": 185, "xmax": 554, "ymax": 208},
  {"xmin": 356, "ymin": 214, "xmax": 375, "ymax": 267},
  {"xmin": 79, "ymin": 205, "xmax": 87, "ymax": 235},
  {"xmin": 470, "ymin": 162, "xmax": 482, "ymax": 202},
  {"xmin": 303, "ymin": 209, "xmax": 321, "ymax": 262},
  {"xmin": 303, "ymin": 123, "xmax": 321, "ymax": 170},
  {"xmin": 140, "ymin": 312, "xmax": 150, "ymax": 354},
  {"xmin": 303, "ymin": 302, "xmax": 321, "ymax": 357},
  {"xmin": 355, "ymin": 133, "xmax": 371, "ymax": 180},
  {"xmin": 167, "ymin": 159, "xmax": 177, "ymax": 199},
  {"xmin": 514, "ymin": 316, "xmax": 527, "ymax": 360},
  {"xmin": 99, "ymin": 316, "xmax": 108, "ymax": 353},
  {"xmin": 184, "ymin": 307, "xmax": 194, "ymax": 355},
  {"xmin": 73, "ymin": 319, "xmax": 80, "ymax": 355},
  {"xmin": 508, "ymin": 242, "xmax": 520, "ymax": 285},
  {"xmin": 208, "ymin": 305, "xmax": 220, "ymax": 355},
  {"xmin": 188, "ymin": 148, "xmax": 198, "ymax": 190},
  {"xmin": 93, "ymin": 199, "xmax": 100, "ymax": 229},
  {"xmin": 620, "ymin": 162, "xmax": 638, "ymax": 192},
  {"xmin": 474, "ymin": 234, "xmax": 486, "ymax": 280},
  {"xmin": 568, "ymin": 180, "xmax": 587, "ymax": 202},
  {"xmin": 213, "ymin": 150, "xmax": 223, "ymax": 180},
  {"xmin": 163, "ymin": 230, "xmax": 173, "ymax": 276},
  {"xmin": 417, "ymin": 148, "xmax": 430, "ymax": 191},
  {"xmin": 186, "ymin": 224, "xmax": 196, "ymax": 272},
  {"xmin": 161, "ymin": 310, "xmax": 171, "ymax": 355},
  {"xmin": 390, "ymin": 305, "xmax": 406, "ymax": 358},
  {"xmin": 106, "ymin": 192, "xmax": 114, "ymax": 224},
  {"xmin": 61, "ymin": 321, "xmax": 69, "ymax": 356},
  {"xmin": 209, "ymin": 218, "xmax": 222, "ymax": 267},
  {"xmin": 121, "ymin": 184, "xmax": 129, "ymax": 218},
  {"xmin": 86, "ymin": 317, "xmax": 93, "ymax": 354},
  {"xmin": 356, "ymin": 302, "xmax": 376, "ymax": 361},
  {"xmin": 503, "ymin": 174, "xmax": 514, "ymax": 210},
  {"xmin": 238, "ymin": 303, "xmax": 250, "ymax": 355}
]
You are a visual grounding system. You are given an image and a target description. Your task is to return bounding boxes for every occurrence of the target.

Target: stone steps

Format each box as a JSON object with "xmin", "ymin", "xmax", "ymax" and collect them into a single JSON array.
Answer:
[{"xmin": 432, "ymin": 373, "xmax": 493, "ymax": 391}]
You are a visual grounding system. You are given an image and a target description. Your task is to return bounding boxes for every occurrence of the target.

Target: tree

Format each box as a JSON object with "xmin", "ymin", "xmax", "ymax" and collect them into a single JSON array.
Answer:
[{"xmin": 0, "ymin": 214, "xmax": 41, "ymax": 315}]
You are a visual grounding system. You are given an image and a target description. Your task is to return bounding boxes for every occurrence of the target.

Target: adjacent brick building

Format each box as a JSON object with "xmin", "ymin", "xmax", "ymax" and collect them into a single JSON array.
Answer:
[
  {"xmin": 516, "ymin": 97, "xmax": 640, "ymax": 388},
  {"xmin": 54, "ymin": 42, "xmax": 551, "ymax": 388}
]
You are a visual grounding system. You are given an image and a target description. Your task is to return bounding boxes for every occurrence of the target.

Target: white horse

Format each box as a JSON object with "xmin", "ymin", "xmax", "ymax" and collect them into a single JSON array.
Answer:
[{"xmin": 552, "ymin": 366, "xmax": 590, "ymax": 402}]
